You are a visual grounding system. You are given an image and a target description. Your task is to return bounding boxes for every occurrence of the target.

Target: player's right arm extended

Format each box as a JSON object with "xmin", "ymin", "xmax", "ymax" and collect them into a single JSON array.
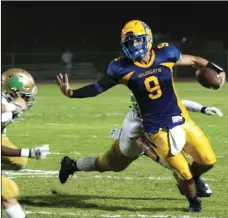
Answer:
[
  {"xmin": 56, "ymin": 73, "xmax": 118, "ymax": 98},
  {"xmin": 56, "ymin": 59, "xmax": 122, "ymax": 98},
  {"xmin": 69, "ymin": 75, "xmax": 118, "ymax": 98}
]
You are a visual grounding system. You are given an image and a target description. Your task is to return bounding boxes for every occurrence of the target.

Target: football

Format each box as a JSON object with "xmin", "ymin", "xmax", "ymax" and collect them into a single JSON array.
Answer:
[{"xmin": 196, "ymin": 67, "xmax": 221, "ymax": 89}]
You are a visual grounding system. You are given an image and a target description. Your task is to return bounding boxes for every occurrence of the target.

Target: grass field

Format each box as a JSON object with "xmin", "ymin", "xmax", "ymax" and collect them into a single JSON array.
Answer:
[{"xmin": 2, "ymin": 82, "xmax": 228, "ymax": 218}]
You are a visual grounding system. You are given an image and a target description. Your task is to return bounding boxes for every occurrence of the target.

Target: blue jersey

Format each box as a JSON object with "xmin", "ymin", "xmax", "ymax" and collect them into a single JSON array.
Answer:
[{"xmin": 107, "ymin": 42, "xmax": 189, "ymax": 133}]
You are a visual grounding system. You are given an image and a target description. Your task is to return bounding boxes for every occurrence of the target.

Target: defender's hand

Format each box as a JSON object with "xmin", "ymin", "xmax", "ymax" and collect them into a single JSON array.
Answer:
[
  {"xmin": 13, "ymin": 97, "xmax": 28, "ymax": 113},
  {"xmin": 217, "ymin": 72, "xmax": 226, "ymax": 87},
  {"xmin": 204, "ymin": 107, "xmax": 223, "ymax": 117},
  {"xmin": 56, "ymin": 73, "xmax": 73, "ymax": 97},
  {"xmin": 30, "ymin": 144, "xmax": 50, "ymax": 159}
]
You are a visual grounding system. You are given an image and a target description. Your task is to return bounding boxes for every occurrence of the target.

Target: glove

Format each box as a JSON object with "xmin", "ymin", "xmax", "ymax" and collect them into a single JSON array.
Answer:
[
  {"xmin": 204, "ymin": 107, "xmax": 223, "ymax": 117},
  {"xmin": 30, "ymin": 144, "xmax": 50, "ymax": 159}
]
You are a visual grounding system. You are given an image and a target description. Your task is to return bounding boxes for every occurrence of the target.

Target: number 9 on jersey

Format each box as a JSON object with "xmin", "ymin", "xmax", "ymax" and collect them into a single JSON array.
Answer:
[{"xmin": 144, "ymin": 76, "xmax": 162, "ymax": 100}]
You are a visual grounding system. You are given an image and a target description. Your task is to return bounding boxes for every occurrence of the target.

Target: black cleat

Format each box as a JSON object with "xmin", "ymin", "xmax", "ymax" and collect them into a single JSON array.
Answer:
[
  {"xmin": 59, "ymin": 156, "xmax": 77, "ymax": 184},
  {"xmin": 195, "ymin": 178, "xmax": 212, "ymax": 197},
  {"xmin": 176, "ymin": 177, "xmax": 212, "ymax": 198},
  {"xmin": 188, "ymin": 198, "xmax": 202, "ymax": 212}
]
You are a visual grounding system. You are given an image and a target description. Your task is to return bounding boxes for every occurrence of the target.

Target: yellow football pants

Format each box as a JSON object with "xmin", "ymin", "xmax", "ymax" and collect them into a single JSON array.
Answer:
[
  {"xmin": 96, "ymin": 140, "xmax": 138, "ymax": 172},
  {"xmin": 147, "ymin": 119, "xmax": 216, "ymax": 180},
  {"xmin": 1, "ymin": 176, "xmax": 19, "ymax": 200},
  {"xmin": 2, "ymin": 135, "xmax": 28, "ymax": 170}
]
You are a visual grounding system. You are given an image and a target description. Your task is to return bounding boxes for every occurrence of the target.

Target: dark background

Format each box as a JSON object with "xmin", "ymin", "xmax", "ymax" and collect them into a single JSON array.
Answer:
[
  {"xmin": 2, "ymin": 1, "xmax": 228, "ymax": 52},
  {"xmin": 2, "ymin": 1, "xmax": 228, "ymax": 79}
]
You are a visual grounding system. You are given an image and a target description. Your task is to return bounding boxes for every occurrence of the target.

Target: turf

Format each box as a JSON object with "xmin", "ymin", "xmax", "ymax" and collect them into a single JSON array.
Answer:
[{"xmin": 2, "ymin": 82, "xmax": 228, "ymax": 218}]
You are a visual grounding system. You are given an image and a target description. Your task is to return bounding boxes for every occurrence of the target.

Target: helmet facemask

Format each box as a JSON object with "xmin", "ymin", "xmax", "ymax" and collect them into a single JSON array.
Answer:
[
  {"xmin": 18, "ymin": 86, "xmax": 37, "ymax": 108},
  {"xmin": 121, "ymin": 33, "xmax": 148, "ymax": 60},
  {"xmin": 121, "ymin": 20, "xmax": 153, "ymax": 60}
]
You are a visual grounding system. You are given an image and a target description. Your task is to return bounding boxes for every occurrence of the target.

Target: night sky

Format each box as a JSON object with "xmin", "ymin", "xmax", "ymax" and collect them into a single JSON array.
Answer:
[{"xmin": 2, "ymin": 1, "xmax": 228, "ymax": 52}]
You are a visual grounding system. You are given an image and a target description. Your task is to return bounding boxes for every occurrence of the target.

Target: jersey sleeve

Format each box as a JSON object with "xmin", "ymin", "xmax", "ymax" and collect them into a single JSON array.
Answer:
[
  {"xmin": 107, "ymin": 58, "xmax": 122, "ymax": 81},
  {"xmin": 157, "ymin": 42, "xmax": 181, "ymax": 63},
  {"xmin": 123, "ymin": 110, "xmax": 143, "ymax": 139},
  {"xmin": 128, "ymin": 122, "xmax": 143, "ymax": 139},
  {"xmin": 182, "ymin": 100, "xmax": 203, "ymax": 112}
]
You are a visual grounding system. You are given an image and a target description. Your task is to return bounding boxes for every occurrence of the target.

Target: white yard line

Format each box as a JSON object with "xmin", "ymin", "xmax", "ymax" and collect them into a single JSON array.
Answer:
[
  {"xmin": 2, "ymin": 169, "xmax": 216, "ymax": 181},
  {"xmin": 45, "ymin": 123, "xmax": 75, "ymax": 126},
  {"xmin": 31, "ymin": 112, "xmax": 123, "ymax": 118},
  {"xmin": 48, "ymin": 151, "xmax": 81, "ymax": 155},
  {"xmin": 25, "ymin": 210, "xmax": 216, "ymax": 218}
]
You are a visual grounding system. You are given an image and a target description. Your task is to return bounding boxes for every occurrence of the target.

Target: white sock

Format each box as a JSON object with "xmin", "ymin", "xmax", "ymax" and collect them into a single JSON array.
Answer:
[
  {"xmin": 76, "ymin": 157, "xmax": 97, "ymax": 171},
  {"xmin": 4, "ymin": 204, "xmax": 26, "ymax": 218}
]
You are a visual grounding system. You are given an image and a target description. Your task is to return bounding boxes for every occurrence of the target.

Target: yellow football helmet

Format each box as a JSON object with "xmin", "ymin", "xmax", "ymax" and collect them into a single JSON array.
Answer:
[
  {"xmin": 2, "ymin": 68, "xmax": 37, "ymax": 107},
  {"xmin": 121, "ymin": 20, "xmax": 153, "ymax": 60}
]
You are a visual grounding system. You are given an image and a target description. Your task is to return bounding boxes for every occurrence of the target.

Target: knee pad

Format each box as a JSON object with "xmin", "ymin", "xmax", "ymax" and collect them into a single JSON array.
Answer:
[
  {"xmin": 203, "ymin": 153, "xmax": 216, "ymax": 166},
  {"xmin": 167, "ymin": 155, "xmax": 193, "ymax": 181},
  {"xmin": 195, "ymin": 153, "xmax": 216, "ymax": 166},
  {"xmin": 96, "ymin": 140, "xmax": 138, "ymax": 172}
]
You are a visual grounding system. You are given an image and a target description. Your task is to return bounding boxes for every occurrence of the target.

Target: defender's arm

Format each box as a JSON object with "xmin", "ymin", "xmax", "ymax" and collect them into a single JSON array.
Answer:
[
  {"xmin": 1, "ymin": 145, "xmax": 49, "ymax": 159},
  {"xmin": 2, "ymin": 97, "xmax": 28, "ymax": 113},
  {"xmin": 136, "ymin": 137, "xmax": 169, "ymax": 168},
  {"xmin": 2, "ymin": 103, "xmax": 17, "ymax": 113},
  {"xmin": 136, "ymin": 137, "xmax": 159, "ymax": 162},
  {"xmin": 1, "ymin": 146, "xmax": 21, "ymax": 157},
  {"xmin": 182, "ymin": 100, "xmax": 223, "ymax": 117}
]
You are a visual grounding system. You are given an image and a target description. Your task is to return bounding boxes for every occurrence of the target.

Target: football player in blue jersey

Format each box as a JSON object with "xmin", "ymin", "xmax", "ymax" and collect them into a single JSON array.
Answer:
[{"xmin": 56, "ymin": 20, "xmax": 226, "ymax": 212}]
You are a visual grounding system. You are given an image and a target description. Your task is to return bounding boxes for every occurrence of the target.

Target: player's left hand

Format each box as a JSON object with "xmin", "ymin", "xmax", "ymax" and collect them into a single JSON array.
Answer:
[
  {"xmin": 30, "ymin": 144, "xmax": 50, "ymax": 159},
  {"xmin": 217, "ymin": 72, "xmax": 226, "ymax": 87},
  {"xmin": 56, "ymin": 73, "xmax": 73, "ymax": 97},
  {"xmin": 204, "ymin": 107, "xmax": 223, "ymax": 117}
]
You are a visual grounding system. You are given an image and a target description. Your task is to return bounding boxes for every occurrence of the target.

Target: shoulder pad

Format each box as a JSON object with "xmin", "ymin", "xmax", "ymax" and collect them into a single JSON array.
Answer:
[
  {"xmin": 107, "ymin": 56, "xmax": 133, "ymax": 81},
  {"xmin": 155, "ymin": 42, "xmax": 181, "ymax": 63},
  {"xmin": 113, "ymin": 56, "xmax": 133, "ymax": 66}
]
